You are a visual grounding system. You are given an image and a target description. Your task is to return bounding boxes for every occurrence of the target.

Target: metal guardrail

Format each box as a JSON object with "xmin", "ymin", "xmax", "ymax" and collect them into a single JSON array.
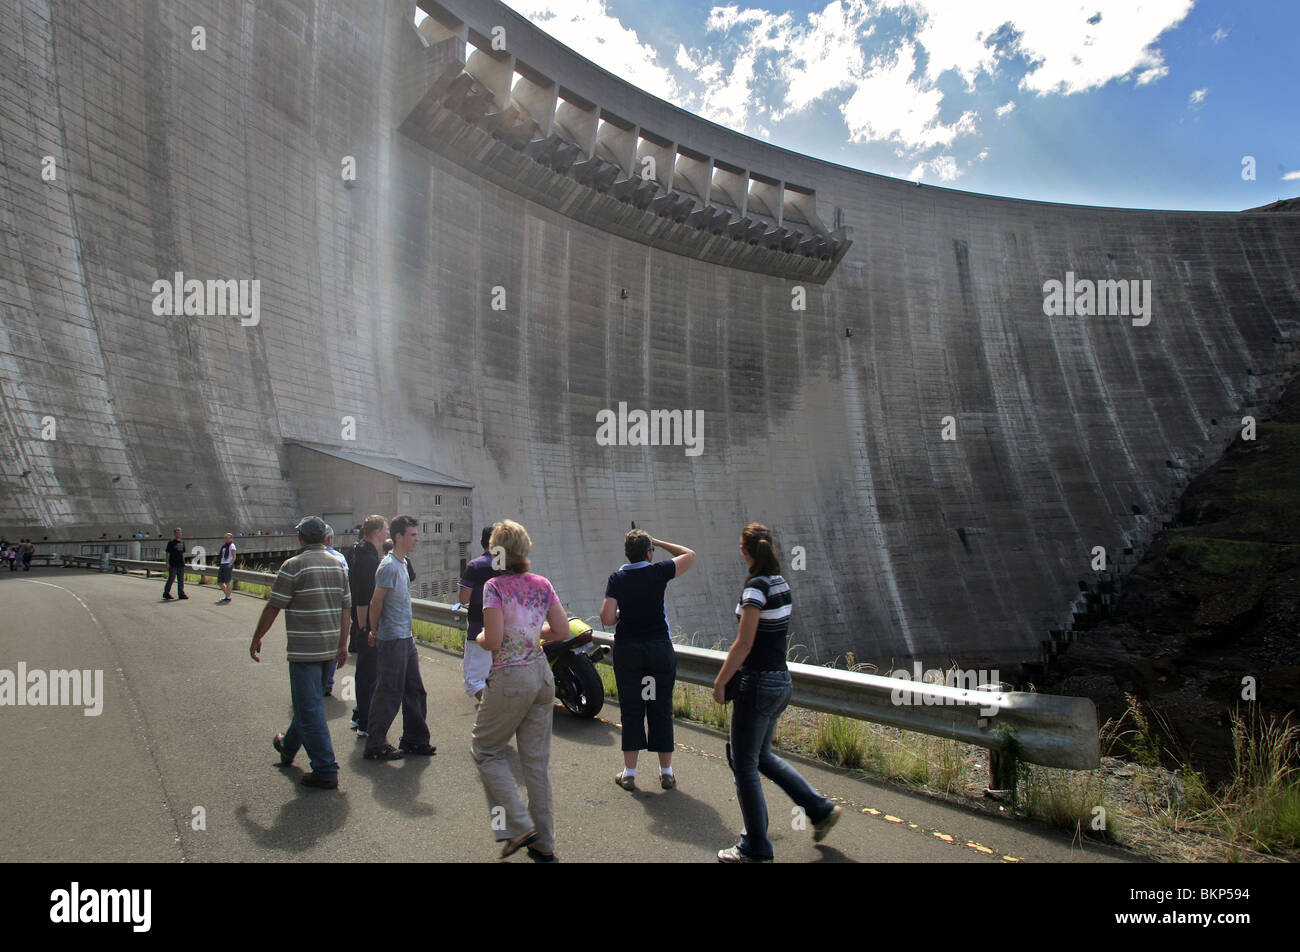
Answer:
[{"xmin": 72, "ymin": 557, "xmax": 1099, "ymax": 770}]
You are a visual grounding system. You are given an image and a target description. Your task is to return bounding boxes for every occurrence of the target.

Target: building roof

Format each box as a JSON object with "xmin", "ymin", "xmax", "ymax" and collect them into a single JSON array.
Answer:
[{"xmin": 286, "ymin": 442, "xmax": 473, "ymax": 489}]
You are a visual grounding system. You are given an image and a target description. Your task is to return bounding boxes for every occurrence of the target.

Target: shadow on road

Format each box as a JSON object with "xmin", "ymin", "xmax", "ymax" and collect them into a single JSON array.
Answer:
[
  {"xmin": 550, "ymin": 708, "xmax": 619, "ymax": 746},
  {"xmin": 634, "ymin": 787, "xmax": 735, "ymax": 850},
  {"xmin": 347, "ymin": 743, "xmax": 438, "ymax": 818},
  {"xmin": 233, "ymin": 771, "xmax": 352, "ymax": 852},
  {"xmin": 809, "ymin": 843, "xmax": 857, "ymax": 863}
]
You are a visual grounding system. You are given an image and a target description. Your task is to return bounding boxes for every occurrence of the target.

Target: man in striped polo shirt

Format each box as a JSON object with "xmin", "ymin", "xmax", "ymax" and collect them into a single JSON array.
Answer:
[{"xmin": 249, "ymin": 516, "xmax": 351, "ymax": 790}]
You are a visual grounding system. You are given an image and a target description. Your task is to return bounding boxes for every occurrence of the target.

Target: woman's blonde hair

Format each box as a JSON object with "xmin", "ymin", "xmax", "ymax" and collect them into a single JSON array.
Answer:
[{"xmin": 489, "ymin": 519, "xmax": 531, "ymax": 574}]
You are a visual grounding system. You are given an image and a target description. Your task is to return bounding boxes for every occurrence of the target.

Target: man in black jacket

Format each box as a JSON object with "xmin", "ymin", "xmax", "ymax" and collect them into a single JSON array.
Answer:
[
  {"xmin": 162, "ymin": 527, "xmax": 188, "ymax": 600},
  {"xmin": 348, "ymin": 515, "xmax": 386, "ymax": 735}
]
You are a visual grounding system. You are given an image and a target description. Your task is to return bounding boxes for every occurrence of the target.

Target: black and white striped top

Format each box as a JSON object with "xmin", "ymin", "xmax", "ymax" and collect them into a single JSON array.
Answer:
[{"xmin": 734, "ymin": 574, "xmax": 791, "ymax": 672}]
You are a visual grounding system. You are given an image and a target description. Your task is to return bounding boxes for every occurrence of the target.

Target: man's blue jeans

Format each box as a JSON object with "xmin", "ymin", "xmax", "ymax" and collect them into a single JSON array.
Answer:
[
  {"xmin": 729, "ymin": 670, "xmax": 833, "ymax": 860},
  {"xmin": 281, "ymin": 660, "xmax": 338, "ymax": 780}
]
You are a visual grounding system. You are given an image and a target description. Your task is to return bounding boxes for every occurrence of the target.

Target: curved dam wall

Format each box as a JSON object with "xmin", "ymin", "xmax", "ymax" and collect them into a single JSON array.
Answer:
[{"xmin": 1, "ymin": 0, "xmax": 1297, "ymax": 666}]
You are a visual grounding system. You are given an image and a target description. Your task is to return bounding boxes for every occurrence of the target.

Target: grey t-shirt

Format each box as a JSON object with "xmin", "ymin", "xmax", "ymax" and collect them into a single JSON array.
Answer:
[{"xmin": 374, "ymin": 553, "xmax": 413, "ymax": 641}]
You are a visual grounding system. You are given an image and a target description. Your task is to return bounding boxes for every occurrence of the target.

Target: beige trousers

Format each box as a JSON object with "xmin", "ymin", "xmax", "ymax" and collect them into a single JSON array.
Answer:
[{"xmin": 471, "ymin": 656, "xmax": 556, "ymax": 853}]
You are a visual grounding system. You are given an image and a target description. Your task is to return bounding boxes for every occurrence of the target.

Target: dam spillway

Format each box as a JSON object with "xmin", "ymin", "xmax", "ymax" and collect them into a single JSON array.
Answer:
[{"xmin": 1, "ymin": 0, "xmax": 1297, "ymax": 667}]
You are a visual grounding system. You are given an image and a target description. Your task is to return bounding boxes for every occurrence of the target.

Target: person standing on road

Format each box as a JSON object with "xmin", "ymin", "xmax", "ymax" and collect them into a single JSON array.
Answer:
[
  {"xmin": 249, "ymin": 516, "xmax": 351, "ymax": 790},
  {"xmin": 601, "ymin": 529, "xmax": 694, "ymax": 791},
  {"xmin": 458, "ymin": 525, "xmax": 503, "ymax": 702},
  {"xmin": 162, "ymin": 527, "xmax": 188, "ymax": 600},
  {"xmin": 21, "ymin": 538, "xmax": 35, "ymax": 571},
  {"xmin": 713, "ymin": 522, "xmax": 841, "ymax": 862},
  {"xmin": 216, "ymin": 533, "xmax": 237, "ymax": 603},
  {"xmin": 363, "ymin": 515, "xmax": 436, "ymax": 761},
  {"xmin": 347, "ymin": 515, "xmax": 386, "ymax": 737},
  {"xmin": 473, "ymin": 520, "xmax": 569, "ymax": 861}
]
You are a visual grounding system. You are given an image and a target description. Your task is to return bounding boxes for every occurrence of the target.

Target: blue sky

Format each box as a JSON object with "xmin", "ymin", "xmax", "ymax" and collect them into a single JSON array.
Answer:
[{"xmin": 447, "ymin": 1, "xmax": 1300, "ymax": 211}]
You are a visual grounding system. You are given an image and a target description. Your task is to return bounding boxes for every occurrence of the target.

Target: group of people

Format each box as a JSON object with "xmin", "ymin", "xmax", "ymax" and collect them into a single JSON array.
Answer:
[
  {"xmin": 247, "ymin": 512, "xmax": 841, "ymax": 863},
  {"xmin": 1, "ymin": 538, "xmax": 36, "ymax": 571}
]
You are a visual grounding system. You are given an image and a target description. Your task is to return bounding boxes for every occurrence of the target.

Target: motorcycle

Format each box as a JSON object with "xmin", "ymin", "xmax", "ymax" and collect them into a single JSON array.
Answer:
[{"xmin": 545, "ymin": 618, "xmax": 609, "ymax": 718}]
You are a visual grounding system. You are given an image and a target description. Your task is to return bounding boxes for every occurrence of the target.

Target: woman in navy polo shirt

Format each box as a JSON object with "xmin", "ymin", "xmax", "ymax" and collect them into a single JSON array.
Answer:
[{"xmin": 601, "ymin": 529, "xmax": 695, "ymax": 791}]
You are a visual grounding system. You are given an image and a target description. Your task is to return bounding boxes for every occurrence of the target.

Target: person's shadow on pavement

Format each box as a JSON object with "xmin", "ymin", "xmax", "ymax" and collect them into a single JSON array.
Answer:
[{"xmin": 234, "ymin": 770, "xmax": 352, "ymax": 853}]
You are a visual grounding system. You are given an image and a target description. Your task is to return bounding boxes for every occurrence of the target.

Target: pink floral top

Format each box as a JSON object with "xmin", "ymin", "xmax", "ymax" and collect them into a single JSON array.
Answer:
[{"xmin": 482, "ymin": 573, "xmax": 559, "ymax": 670}]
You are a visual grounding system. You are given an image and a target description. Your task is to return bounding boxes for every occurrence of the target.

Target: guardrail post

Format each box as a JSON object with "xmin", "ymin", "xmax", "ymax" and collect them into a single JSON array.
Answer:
[{"xmin": 986, "ymin": 749, "xmax": 1016, "ymax": 800}]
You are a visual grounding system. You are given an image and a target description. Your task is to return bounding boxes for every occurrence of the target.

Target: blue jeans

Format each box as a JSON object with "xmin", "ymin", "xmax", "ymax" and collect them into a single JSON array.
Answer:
[
  {"xmin": 613, "ymin": 638, "xmax": 676, "ymax": 752},
  {"xmin": 281, "ymin": 660, "xmax": 338, "ymax": 780},
  {"xmin": 729, "ymin": 670, "xmax": 833, "ymax": 860},
  {"xmin": 322, "ymin": 661, "xmax": 336, "ymax": 693}
]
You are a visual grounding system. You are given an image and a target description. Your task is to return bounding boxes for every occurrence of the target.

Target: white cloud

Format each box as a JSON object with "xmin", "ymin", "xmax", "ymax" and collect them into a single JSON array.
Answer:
[
  {"xmin": 1282, "ymin": 170, "xmax": 1300, "ymax": 181},
  {"xmin": 1211, "ymin": 27, "xmax": 1229, "ymax": 43},
  {"xmin": 501, "ymin": 0, "xmax": 682, "ymax": 103},
  {"xmin": 1136, "ymin": 63, "xmax": 1169, "ymax": 85},
  {"xmin": 1189, "ymin": 87, "xmax": 1208, "ymax": 106},
  {"xmin": 977, "ymin": 148, "xmax": 990, "ymax": 161},
  {"xmin": 840, "ymin": 43, "xmax": 980, "ymax": 149},
  {"xmin": 908, "ymin": 154, "xmax": 961, "ymax": 181},
  {"xmin": 503, "ymin": 0, "xmax": 1194, "ymax": 161},
  {"xmin": 887, "ymin": 0, "xmax": 1195, "ymax": 96}
]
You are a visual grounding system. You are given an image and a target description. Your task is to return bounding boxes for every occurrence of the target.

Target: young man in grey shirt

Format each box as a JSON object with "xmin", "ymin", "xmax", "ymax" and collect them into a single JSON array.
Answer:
[{"xmin": 363, "ymin": 514, "xmax": 436, "ymax": 761}]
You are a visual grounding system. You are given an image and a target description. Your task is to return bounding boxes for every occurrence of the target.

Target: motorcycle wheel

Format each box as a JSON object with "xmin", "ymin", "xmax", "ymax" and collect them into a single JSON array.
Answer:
[{"xmin": 553, "ymin": 654, "xmax": 605, "ymax": 719}]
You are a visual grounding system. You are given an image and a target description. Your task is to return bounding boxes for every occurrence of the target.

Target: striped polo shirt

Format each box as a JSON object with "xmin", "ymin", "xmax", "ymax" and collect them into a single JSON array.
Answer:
[
  {"xmin": 268, "ymin": 544, "xmax": 352, "ymax": 662},
  {"xmin": 735, "ymin": 574, "xmax": 792, "ymax": 673}
]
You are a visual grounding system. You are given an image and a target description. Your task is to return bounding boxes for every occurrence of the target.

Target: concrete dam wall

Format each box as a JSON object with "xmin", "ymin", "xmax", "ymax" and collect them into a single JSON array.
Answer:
[{"xmin": 2, "ymin": 0, "xmax": 1298, "ymax": 666}]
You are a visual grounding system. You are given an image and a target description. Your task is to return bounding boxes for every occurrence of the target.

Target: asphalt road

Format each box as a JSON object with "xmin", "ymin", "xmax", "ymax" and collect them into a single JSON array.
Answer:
[{"xmin": 0, "ymin": 570, "xmax": 1139, "ymax": 863}]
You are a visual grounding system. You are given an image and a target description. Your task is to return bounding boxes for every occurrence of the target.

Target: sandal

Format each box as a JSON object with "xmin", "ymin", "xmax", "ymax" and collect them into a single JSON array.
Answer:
[
  {"xmin": 614, "ymin": 772, "xmax": 636, "ymax": 791},
  {"xmin": 500, "ymin": 829, "xmax": 538, "ymax": 858}
]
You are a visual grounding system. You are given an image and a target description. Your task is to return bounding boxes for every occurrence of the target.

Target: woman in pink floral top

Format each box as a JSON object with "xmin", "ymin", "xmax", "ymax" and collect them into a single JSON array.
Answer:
[{"xmin": 473, "ymin": 520, "xmax": 569, "ymax": 861}]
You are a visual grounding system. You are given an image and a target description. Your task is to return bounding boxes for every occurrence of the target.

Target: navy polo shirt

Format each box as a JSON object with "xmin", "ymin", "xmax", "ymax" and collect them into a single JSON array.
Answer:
[{"xmin": 604, "ymin": 559, "xmax": 676, "ymax": 641}]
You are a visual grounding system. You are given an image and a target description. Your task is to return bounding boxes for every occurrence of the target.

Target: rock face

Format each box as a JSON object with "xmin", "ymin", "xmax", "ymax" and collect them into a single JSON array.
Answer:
[
  {"xmin": 1, "ymin": 0, "xmax": 1299, "ymax": 666},
  {"xmin": 1036, "ymin": 382, "xmax": 1300, "ymax": 781}
]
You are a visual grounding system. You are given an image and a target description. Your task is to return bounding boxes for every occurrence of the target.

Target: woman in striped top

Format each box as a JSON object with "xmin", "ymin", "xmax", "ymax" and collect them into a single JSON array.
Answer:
[{"xmin": 712, "ymin": 522, "xmax": 841, "ymax": 862}]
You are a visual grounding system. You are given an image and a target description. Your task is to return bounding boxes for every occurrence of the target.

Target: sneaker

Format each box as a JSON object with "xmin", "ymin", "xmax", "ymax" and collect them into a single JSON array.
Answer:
[
  {"xmin": 177, "ymin": 595, "xmax": 188, "ymax": 600},
  {"xmin": 363, "ymin": 745, "xmax": 405, "ymax": 761},
  {"xmin": 272, "ymin": 732, "xmax": 294, "ymax": 766},
  {"xmin": 355, "ymin": 728, "xmax": 368, "ymax": 737},
  {"xmin": 614, "ymin": 772, "xmax": 636, "ymax": 791},
  {"xmin": 349, "ymin": 716, "xmax": 359, "ymax": 729},
  {"xmin": 162, "ymin": 594, "xmax": 174, "ymax": 600},
  {"xmin": 301, "ymin": 773, "xmax": 338, "ymax": 790},
  {"xmin": 717, "ymin": 845, "xmax": 771, "ymax": 863},
  {"xmin": 661, "ymin": 772, "xmax": 677, "ymax": 790},
  {"xmin": 399, "ymin": 741, "xmax": 436, "ymax": 756},
  {"xmin": 812, "ymin": 805, "xmax": 843, "ymax": 843}
]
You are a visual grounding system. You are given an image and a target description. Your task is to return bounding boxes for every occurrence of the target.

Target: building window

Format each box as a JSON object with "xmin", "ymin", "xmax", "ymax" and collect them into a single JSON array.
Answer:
[
  {"xmin": 434, "ymin": 494, "xmax": 442, "ymax": 506},
  {"xmin": 434, "ymin": 522, "xmax": 443, "ymax": 535},
  {"xmin": 402, "ymin": 491, "xmax": 411, "ymax": 508},
  {"xmin": 461, "ymin": 495, "xmax": 470, "ymax": 507},
  {"xmin": 422, "ymin": 522, "xmax": 429, "ymax": 534}
]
